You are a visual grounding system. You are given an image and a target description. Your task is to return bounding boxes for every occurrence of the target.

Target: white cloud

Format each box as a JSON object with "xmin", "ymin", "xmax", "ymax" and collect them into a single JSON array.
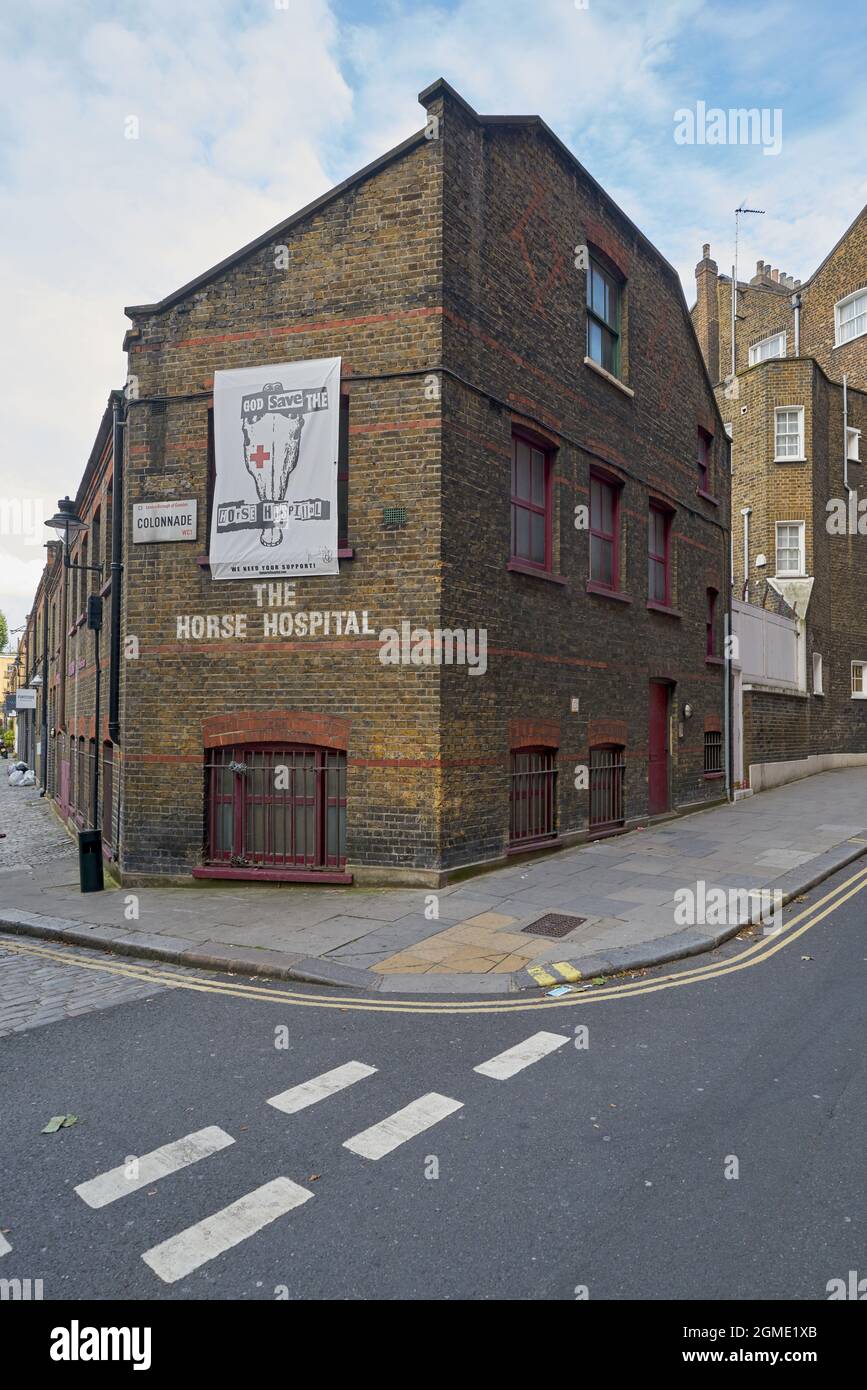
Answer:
[{"xmin": 1, "ymin": 0, "xmax": 864, "ymax": 636}]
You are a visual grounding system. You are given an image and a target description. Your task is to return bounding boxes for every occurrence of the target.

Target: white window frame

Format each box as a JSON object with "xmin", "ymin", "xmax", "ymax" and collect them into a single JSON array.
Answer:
[
  {"xmin": 748, "ymin": 331, "xmax": 787, "ymax": 366},
  {"xmin": 851, "ymin": 661, "xmax": 867, "ymax": 699},
  {"xmin": 775, "ymin": 520, "xmax": 805, "ymax": 578},
  {"xmin": 847, "ymin": 426, "xmax": 861, "ymax": 462},
  {"xmin": 812, "ymin": 652, "xmax": 823, "ymax": 696},
  {"xmin": 774, "ymin": 406, "xmax": 805, "ymax": 461},
  {"xmin": 835, "ymin": 289, "xmax": 867, "ymax": 348}
]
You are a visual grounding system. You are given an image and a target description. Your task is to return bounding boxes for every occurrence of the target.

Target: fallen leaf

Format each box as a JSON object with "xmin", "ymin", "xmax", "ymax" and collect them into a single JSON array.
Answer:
[
  {"xmin": 307, "ymin": 1174, "xmax": 321, "ymax": 1182},
  {"xmin": 41, "ymin": 1114, "xmax": 77, "ymax": 1133}
]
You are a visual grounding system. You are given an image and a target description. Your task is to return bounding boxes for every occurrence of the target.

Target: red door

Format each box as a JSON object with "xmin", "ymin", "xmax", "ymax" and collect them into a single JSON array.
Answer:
[{"xmin": 648, "ymin": 683, "xmax": 670, "ymax": 815}]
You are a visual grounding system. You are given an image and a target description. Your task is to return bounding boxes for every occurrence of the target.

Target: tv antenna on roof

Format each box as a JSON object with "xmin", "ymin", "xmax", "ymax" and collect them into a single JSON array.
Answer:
[{"xmin": 730, "ymin": 203, "xmax": 765, "ymax": 379}]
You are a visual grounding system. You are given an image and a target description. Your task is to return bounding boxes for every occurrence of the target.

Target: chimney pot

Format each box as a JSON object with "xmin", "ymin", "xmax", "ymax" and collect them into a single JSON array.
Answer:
[
  {"xmin": 794, "ymin": 279, "xmax": 801, "ymax": 289},
  {"xmin": 771, "ymin": 269, "xmax": 780, "ymax": 282},
  {"xmin": 703, "ymin": 242, "xmax": 710, "ymax": 258}
]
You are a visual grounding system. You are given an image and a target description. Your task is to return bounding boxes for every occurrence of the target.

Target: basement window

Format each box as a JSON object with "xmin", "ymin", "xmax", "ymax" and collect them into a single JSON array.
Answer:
[
  {"xmin": 851, "ymin": 662, "xmax": 867, "ymax": 699},
  {"xmin": 704, "ymin": 730, "xmax": 723, "ymax": 775},
  {"xmin": 205, "ymin": 744, "xmax": 347, "ymax": 872},
  {"xmin": 509, "ymin": 747, "xmax": 557, "ymax": 846}
]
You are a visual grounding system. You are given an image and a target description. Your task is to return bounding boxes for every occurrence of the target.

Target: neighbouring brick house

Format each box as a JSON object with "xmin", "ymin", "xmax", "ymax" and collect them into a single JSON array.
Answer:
[
  {"xmin": 25, "ymin": 398, "xmax": 120, "ymax": 844},
  {"xmin": 692, "ymin": 205, "xmax": 867, "ymax": 790},
  {"xmin": 33, "ymin": 79, "xmax": 730, "ymax": 885}
]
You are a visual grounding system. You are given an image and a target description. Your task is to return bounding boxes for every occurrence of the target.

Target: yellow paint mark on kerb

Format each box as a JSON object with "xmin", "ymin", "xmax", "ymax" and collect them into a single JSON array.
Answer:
[
  {"xmin": 527, "ymin": 965, "xmax": 558, "ymax": 987},
  {"xmin": 551, "ymin": 962, "xmax": 582, "ymax": 982},
  {"xmin": 1, "ymin": 859, "xmax": 866, "ymax": 1014}
]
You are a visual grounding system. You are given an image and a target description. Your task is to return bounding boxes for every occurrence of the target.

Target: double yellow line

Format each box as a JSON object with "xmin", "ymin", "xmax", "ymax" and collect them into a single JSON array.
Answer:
[{"xmin": 2, "ymin": 861, "xmax": 865, "ymax": 1015}]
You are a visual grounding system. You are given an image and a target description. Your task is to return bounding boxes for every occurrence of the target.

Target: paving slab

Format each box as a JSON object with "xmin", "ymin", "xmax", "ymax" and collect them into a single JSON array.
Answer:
[{"xmin": 4, "ymin": 765, "xmax": 867, "ymax": 993}]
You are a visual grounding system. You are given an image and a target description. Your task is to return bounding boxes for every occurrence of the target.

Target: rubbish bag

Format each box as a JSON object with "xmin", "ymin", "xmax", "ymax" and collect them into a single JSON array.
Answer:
[
  {"xmin": 9, "ymin": 769, "xmax": 26, "ymax": 785},
  {"xmin": 20, "ymin": 769, "xmax": 36, "ymax": 786}
]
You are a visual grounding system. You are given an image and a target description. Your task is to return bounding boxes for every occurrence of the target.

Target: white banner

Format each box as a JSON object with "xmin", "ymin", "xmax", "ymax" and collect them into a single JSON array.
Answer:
[{"xmin": 210, "ymin": 357, "xmax": 341, "ymax": 580}]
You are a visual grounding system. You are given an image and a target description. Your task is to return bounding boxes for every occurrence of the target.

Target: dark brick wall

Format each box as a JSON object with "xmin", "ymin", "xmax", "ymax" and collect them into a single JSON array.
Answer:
[{"xmin": 434, "ymin": 86, "xmax": 729, "ymax": 868}]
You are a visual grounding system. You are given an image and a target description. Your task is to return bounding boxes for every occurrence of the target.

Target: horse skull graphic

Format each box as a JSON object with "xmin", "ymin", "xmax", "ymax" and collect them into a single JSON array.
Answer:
[{"xmin": 242, "ymin": 382, "xmax": 306, "ymax": 547}]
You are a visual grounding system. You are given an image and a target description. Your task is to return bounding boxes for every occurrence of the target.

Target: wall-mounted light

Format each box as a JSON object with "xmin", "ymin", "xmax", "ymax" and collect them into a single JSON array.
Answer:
[{"xmin": 682, "ymin": 703, "xmax": 693, "ymax": 720}]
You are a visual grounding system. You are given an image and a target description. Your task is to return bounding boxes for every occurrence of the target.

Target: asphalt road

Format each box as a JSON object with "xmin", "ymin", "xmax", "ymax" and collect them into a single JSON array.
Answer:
[{"xmin": 1, "ymin": 858, "xmax": 865, "ymax": 1302}]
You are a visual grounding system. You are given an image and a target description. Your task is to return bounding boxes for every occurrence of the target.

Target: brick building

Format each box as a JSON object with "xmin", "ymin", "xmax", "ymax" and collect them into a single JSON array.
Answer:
[
  {"xmin": 35, "ymin": 80, "xmax": 730, "ymax": 885},
  {"xmin": 692, "ymin": 205, "xmax": 867, "ymax": 788}
]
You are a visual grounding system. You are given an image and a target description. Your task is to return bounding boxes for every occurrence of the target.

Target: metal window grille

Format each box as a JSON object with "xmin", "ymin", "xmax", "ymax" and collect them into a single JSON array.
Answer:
[
  {"xmin": 704, "ymin": 730, "xmax": 723, "ymax": 774},
  {"xmin": 589, "ymin": 745, "xmax": 626, "ymax": 829},
  {"xmin": 206, "ymin": 744, "xmax": 347, "ymax": 870},
  {"xmin": 509, "ymin": 748, "xmax": 557, "ymax": 845}
]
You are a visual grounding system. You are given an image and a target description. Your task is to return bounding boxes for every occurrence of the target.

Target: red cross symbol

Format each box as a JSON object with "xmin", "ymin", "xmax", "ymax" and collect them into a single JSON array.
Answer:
[{"xmin": 249, "ymin": 444, "xmax": 270, "ymax": 469}]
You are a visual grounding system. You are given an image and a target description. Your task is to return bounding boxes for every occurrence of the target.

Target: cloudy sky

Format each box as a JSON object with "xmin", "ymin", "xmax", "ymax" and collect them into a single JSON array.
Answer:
[{"xmin": 2, "ymin": 0, "xmax": 865, "ymax": 638}]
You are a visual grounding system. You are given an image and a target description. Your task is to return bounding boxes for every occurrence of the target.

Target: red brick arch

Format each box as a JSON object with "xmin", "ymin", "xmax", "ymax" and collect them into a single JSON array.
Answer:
[
  {"xmin": 202, "ymin": 710, "xmax": 351, "ymax": 751},
  {"xmin": 588, "ymin": 718, "xmax": 628, "ymax": 748},
  {"xmin": 509, "ymin": 719, "xmax": 560, "ymax": 750}
]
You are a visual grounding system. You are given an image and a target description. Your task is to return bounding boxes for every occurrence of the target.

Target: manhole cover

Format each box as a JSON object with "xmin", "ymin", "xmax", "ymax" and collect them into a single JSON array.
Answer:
[{"xmin": 522, "ymin": 912, "xmax": 587, "ymax": 938}]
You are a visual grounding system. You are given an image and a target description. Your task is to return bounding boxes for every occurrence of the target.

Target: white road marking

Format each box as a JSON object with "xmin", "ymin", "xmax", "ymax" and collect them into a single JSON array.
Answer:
[
  {"xmin": 0, "ymin": 1231, "xmax": 11, "ymax": 1257},
  {"xmin": 267, "ymin": 1061, "xmax": 377, "ymax": 1114},
  {"xmin": 74, "ymin": 1126, "xmax": 235, "ymax": 1209},
  {"xmin": 141, "ymin": 1176, "xmax": 312, "ymax": 1284},
  {"xmin": 473, "ymin": 1030, "xmax": 570, "ymax": 1079},
  {"xmin": 343, "ymin": 1092, "xmax": 463, "ymax": 1160}
]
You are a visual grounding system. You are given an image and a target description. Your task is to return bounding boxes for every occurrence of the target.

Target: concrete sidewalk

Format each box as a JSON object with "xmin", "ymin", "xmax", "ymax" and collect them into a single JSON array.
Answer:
[{"xmin": 2, "ymin": 768, "xmax": 867, "ymax": 993}]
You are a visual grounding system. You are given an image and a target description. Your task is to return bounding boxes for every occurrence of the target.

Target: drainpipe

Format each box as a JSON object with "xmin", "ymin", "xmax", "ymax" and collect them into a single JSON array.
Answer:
[
  {"xmin": 792, "ymin": 292, "xmax": 801, "ymax": 356},
  {"xmin": 740, "ymin": 506, "xmax": 751, "ymax": 600},
  {"xmin": 108, "ymin": 393, "xmax": 125, "ymax": 746}
]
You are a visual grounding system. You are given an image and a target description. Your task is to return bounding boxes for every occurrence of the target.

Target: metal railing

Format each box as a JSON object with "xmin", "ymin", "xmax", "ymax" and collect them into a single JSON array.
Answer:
[
  {"xmin": 589, "ymin": 746, "xmax": 626, "ymax": 829},
  {"xmin": 509, "ymin": 749, "xmax": 557, "ymax": 844},
  {"xmin": 206, "ymin": 745, "xmax": 347, "ymax": 870}
]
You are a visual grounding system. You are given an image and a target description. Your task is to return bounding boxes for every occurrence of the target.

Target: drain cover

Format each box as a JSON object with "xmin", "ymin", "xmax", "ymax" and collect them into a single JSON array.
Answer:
[{"xmin": 522, "ymin": 912, "xmax": 587, "ymax": 938}]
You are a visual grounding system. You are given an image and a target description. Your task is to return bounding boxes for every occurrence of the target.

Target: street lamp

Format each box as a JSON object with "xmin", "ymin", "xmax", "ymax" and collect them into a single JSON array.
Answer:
[{"xmin": 45, "ymin": 497, "xmax": 105, "ymax": 891}]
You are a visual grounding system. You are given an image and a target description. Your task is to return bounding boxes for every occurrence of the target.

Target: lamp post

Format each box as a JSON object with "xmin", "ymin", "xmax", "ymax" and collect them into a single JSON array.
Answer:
[{"xmin": 45, "ymin": 498, "xmax": 104, "ymax": 890}]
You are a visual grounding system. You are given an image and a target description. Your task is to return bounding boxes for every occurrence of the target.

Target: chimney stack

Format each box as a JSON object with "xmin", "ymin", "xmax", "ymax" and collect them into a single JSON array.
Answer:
[{"xmin": 694, "ymin": 243, "xmax": 720, "ymax": 382}]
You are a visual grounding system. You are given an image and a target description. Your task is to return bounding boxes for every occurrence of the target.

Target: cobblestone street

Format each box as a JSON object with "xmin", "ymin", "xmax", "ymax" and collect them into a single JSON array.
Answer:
[
  {"xmin": 0, "ymin": 937, "xmax": 170, "ymax": 1038},
  {"xmin": 0, "ymin": 774, "xmax": 77, "ymax": 874},
  {"xmin": 0, "ymin": 778, "xmax": 167, "ymax": 1035}
]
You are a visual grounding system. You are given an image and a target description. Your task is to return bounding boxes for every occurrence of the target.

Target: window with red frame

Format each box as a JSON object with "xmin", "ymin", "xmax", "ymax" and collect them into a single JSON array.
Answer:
[
  {"xmin": 706, "ymin": 587, "xmax": 718, "ymax": 656},
  {"xmin": 697, "ymin": 428, "xmax": 712, "ymax": 492},
  {"xmin": 648, "ymin": 504, "xmax": 671, "ymax": 604},
  {"xmin": 511, "ymin": 436, "xmax": 551, "ymax": 569},
  {"xmin": 590, "ymin": 473, "xmax": 620, "ymax": 589},
  {"xmin": 205, "ymin": 743, "xmax": 347, "ymax": 871}
]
